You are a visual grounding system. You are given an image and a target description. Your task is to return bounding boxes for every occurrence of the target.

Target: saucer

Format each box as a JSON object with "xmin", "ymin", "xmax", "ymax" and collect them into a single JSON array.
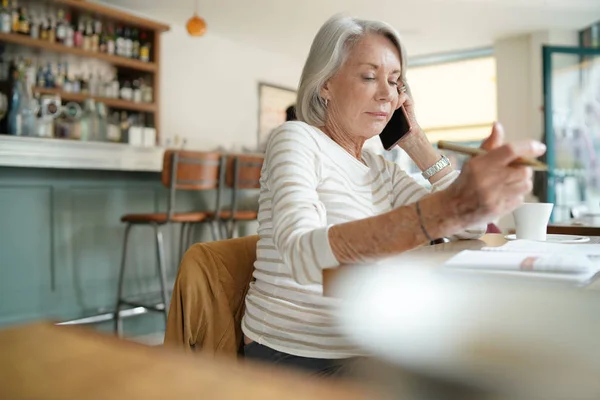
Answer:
[{"xmin": 504, "ymin": 234, "xmax": 590, "ymax": 244}]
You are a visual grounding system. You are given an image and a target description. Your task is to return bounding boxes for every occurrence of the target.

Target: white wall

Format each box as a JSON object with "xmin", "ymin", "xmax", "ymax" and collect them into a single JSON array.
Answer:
[{"xmin": 159, "ymin": 25, "xmax": 302, "ymax": 152}]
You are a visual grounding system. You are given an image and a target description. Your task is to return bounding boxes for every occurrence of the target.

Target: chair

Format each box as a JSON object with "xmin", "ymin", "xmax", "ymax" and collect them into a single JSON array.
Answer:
[
  {"xmin": 114, "ymin": 150, "xmax": 224, "ymax": 337},
  {"xmin": 164, "ymin": 235, "xmax": 259, "ymax": 356},
  {"xmin": 219, "ymin": 154, "xmax": 264, "ymax": 239}
]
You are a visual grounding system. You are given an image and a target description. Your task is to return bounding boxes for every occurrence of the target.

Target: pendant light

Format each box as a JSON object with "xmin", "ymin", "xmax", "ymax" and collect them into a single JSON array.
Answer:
[{"xmin": 186, "ymin": 0, "xmax": 207, "ymax": 37}]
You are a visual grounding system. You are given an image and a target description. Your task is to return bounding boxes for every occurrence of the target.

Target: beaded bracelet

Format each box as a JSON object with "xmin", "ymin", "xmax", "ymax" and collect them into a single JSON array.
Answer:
[{"xmin": 415, "ymin": 200, "xmax": 433, "ymax": 242}]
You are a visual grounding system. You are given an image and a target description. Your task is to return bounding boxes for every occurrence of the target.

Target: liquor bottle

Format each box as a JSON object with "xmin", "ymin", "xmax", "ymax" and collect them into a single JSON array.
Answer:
[
  {"xmin": 17, "ymin": 6, "xmax": 29, "ymax": 35},
  {"xmin": 106, "ymin": 25, "xmax": 115, "ymax": 55},
  {"xmin": 29, "ymin": 12, "xmax": 39, "ymax": 39},
  {"xmin": 74, "ymin": 20, "xmax": 83, "ymax": 48},
  {"xmin": 8, "ymin": 70, "xmax": 23, "ymax": 135},
  {"xmin": 47, "ymin": 17, "xmax": 55, "ymax": 43},
  {"xmin": 0, "ymin": 0, "xmax": 11, "ymax": 33},
  {"xmin": 36, "ymin": 65, "xmax": 45, "ymax": 88},
  {"xmin": 44, "ymin": 62, "xmax": 54, "ymax": 88},
  {"xmin": 10, "ymin": 0, "xmax": 18, "ymax": 33},
  {"xmin": 99, "ymin": 29, "xmax": 107, "ymax": 53},
  {"xmin": 115, "ymin": 25, "xmax": 124, "ymax": 56},
  {"xmin": 64, "ymin": 12, "xmax": 74, "ymax": 47},
  {"xmin": 139, "ymin": 31, "xmax": 151, "ymax": 62},
  {"xmin": 91, "ymin": 19, "xmax": 101, "ymax": 52},
  {"xmin": 123, "ymin": 27, "xmax": 132, "ymax": 58},
  {"xmin": 80, "ymin": 98, "xmax": 98, "ymax": 141},
  {"xmin": 55, "ymin": 63, "xmax": 64, "ymax": 89},
  {"xmin": 55, "ymin": 9, "xmax": 66, "ymax": 43},
  {"xmin": 39, "ymin": 18, "xmax": 48, "ymax": 40},
  {"xmin": 131, "ymin": 28, "xmax": 140, "ymax": 59},
  {"xmin": 83, "ymin": 18, "xmax": 93, "ymax": 51}
]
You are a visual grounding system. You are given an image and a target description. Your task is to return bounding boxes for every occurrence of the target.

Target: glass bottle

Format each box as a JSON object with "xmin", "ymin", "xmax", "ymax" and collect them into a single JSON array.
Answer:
[
  {"xmin": 10, "ymin": 0, "xmax": 18, "ymax": 33},
  {"xmin": 83, "ymin": 18, "xmax": 93, "ymax": 51},
  {"xmin": 74, "ymin": 20, "xmax": 83, "ymax": 48},
  {"xmin": 139, "ymin": 31, "xmax": 151, "ymax": 62},
  {"xmin": 131, "ymin": 28, "xmax": 140, "ymax": 59},
  {"xmin": 47, "ymin": 17, "xmax": 55, "ymax": 43},
  {"xmin": 8, "ymin": 70, "xmax": 22, "ymax": 135},
  {"xmin": 64, "ymin": 12, "xmax": 74, "ymax": 47},
  {"xmin": 0, "ymin": 0, "xmax": 11, "ymax": 33},
  {"xmin": 39, "ymin": 18, "xmax": 48, "ymax": 41},
  {"xmin": 79, "ymin": 98, "xmax": 97, "ymax": 141},
  {"xmin": 29, "ymin": 12, "xmax": 39, "ymax": 39},
  {"xmin": 115, "ymin": 25, "xmax": 124, "ymax": 56},
  {"xmin": 106, "ymin": 25, "xmax": 115, "ymax": 55},
  {"xmin": 55, "ymin": 9, "xmax": 66, "ymax": 43},
  {"xmin": 123, "ymin": 27, "xmax": 132, "ymax": 58},
  {"xmin": 17, "ymin": 6, "xmax": 28, "ymax": 35},
  {"xmin": 91, "ymin": 19, "xmax": 101, "ymax": 52},
  {"xmin": 95, "ymin": 101, "xmax": 107, "ymax": 141}
]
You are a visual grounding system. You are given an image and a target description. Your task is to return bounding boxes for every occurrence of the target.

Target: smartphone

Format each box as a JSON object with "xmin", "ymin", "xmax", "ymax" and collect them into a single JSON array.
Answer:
[{"xmin": 379, "ymin": 105, "xmax": 412, "ymax": 151}]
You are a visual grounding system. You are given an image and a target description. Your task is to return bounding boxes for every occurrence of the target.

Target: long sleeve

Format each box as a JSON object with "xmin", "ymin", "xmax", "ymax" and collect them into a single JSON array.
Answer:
[
  {"xmin": 389, "ymin": 162, "xmax": 486, "ymax": 239},
  {"xmin": 264, "ymin": 124, "xmax": 339, "ymax": 285}
]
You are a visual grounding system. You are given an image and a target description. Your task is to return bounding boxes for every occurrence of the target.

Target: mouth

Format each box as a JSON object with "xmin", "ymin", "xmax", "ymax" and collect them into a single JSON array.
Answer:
[{"xmin": 366, "ymin": 112, "xmax": 388, "ymax": 118}]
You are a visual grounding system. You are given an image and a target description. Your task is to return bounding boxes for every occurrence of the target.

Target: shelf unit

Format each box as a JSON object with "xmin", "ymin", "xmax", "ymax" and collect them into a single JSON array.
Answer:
[
  {"xmin": 0, "ymin": 32, "xmax": 157, "ymax": 72},
  {"xmin": 1, "ymin": 0, "xmax": 169, "ymax": 143},
  {"xmin": 33, "ymin": 87, "xmax": 157, "ymax": 113}
]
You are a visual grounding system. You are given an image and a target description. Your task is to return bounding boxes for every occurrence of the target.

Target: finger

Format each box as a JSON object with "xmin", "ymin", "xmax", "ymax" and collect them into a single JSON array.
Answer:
[
  {"xmin": 480, "ymin": 122, "xmax": 505, "ymax": 151},
  {"xmin": 396, "ymin": 92, "xmax": 409, "ymax": 109},
  {"xmin": 503, "ymin": 166, "xmax": 533, "ymax": 186},
  {"xmin": 482, "ymin": 141, "xmax": 546, "ymax": 167}
]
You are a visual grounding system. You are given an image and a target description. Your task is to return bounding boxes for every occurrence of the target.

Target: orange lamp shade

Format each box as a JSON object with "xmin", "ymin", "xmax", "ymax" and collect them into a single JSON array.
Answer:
[{"xmin": 187, "ymin": 14, "xmax": 207, "ymax": 36}]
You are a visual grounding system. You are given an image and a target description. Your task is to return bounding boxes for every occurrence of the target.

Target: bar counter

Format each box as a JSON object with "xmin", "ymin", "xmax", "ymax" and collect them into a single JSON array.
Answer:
[{"xmin": 0, "ymin": 135, "xmax": 228, "ymax": 338}]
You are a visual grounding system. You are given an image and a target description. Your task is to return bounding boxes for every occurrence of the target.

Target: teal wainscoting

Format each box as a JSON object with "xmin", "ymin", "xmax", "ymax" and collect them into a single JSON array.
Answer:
[{"xmin": 0, "ymin": 167, "xmax": 256, "ymax": 337}]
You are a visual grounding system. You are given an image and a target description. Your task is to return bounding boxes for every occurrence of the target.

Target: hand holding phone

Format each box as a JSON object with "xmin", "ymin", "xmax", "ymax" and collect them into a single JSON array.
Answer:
[{"xmin": 379, "ymin": 105, "xmax": 412, "ymax": 151}]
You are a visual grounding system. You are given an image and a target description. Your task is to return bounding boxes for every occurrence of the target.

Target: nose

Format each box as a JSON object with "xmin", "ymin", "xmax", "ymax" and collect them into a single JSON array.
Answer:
[{"xmin": 376, "ymin": 78, "xmax": 395, "ymax": 102}]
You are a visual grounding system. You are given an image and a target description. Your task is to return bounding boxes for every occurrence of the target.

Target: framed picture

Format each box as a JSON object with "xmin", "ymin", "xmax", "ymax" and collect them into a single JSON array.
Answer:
[{"xmin": 257, "ymin": 82, "xmax": 297, "ymax": 149}]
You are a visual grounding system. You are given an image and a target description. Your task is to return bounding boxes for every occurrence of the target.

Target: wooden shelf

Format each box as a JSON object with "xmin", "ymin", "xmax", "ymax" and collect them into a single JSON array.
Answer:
[
  {"xmin": 0, "ymin": 32, "xmax": 157, "ymax": 72},
  {"xmin": 52, "ymin": 0, "xmax": 170, "ymax": 33},
  {"xmin": 33, "ymin": 87, "xmax": 157, "ymax": 113}
]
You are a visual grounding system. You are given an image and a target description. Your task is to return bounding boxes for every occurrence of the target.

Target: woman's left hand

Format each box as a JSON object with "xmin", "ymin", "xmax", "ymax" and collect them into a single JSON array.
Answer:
[{"xmin": 397, "ymin": 85, "xmax": 421, "ymax": 137}]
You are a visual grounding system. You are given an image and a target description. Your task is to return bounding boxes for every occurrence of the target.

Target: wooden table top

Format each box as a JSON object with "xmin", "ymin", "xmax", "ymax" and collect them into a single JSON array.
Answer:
[
  {"xmin": 0, "ymin": 323, "xmax": 376, "ymax": 400},
  {"xmin": 549, "ymin": 215, "xmax": 600, "ymax": 236},
  {"xmin": 323, "ymin": 234, "xmax": 600, "ymax": 294}
]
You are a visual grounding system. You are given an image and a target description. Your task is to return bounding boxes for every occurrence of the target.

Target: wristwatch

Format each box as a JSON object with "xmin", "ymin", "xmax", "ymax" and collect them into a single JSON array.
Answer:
[{"xmin": 422, "ymin": 155, "xmax": 451, "ymax": 179}]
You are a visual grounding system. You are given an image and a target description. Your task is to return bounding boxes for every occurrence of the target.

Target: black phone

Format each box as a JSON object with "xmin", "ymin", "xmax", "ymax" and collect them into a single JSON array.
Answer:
[{"xmin": 379, "ymin": 105, "xmax": 412, "ymax": 151}]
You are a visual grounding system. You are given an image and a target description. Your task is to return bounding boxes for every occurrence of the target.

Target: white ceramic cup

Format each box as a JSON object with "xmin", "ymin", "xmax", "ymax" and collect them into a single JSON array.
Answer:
[{"xmin": 512, "ymin": 203, "xmax": 554, "ymax": 241}]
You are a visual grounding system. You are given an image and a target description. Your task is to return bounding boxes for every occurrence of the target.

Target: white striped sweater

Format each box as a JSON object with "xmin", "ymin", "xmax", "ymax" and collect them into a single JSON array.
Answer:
[{"xmin": 241, "ymin": 121, "xmax": 485, "ymax": 358}]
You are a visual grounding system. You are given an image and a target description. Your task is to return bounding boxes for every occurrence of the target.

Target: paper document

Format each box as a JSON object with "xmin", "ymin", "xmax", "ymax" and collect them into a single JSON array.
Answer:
[
  {"xmin": 482, "ymin": 240, "xmax": 600, "ymax": 256},
  {"xmin": 443, "ymin": 250, "xmax": 600, "ymax": 284}
]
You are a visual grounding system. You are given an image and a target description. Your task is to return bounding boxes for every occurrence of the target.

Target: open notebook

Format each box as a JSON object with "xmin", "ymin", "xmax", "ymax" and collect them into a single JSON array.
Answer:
[{"xmin": 443, "ymin": 240, "xmax": 600, "ymax": 285}]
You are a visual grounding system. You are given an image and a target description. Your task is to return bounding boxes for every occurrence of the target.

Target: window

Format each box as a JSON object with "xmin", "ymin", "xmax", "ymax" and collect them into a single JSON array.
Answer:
[{"xmin": 396, "ymin": 53, "xmax": 497, "ymax": 174}]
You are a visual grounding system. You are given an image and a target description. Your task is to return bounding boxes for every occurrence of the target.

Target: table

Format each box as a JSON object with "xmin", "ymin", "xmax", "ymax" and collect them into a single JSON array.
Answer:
[
  {"xmin": 548, "ymin": 215, "xmax": 600, "ymax": 236},
  {"xmin": 323, "ymin": 234, "xmax": 600, "ymax": 295},
  {"xmin": 0, "ymin": 323, "xmax": 376, "ymax": 400}
]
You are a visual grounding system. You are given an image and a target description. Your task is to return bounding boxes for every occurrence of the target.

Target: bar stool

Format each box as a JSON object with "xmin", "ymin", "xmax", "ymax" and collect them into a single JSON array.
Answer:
[
  {"xmin": 114, "ymin": 150, "xmax": 224, "ymax": 337},
  {"xmin": 219, "ymin": 154, "xmax": 264, "ymax": 239}
]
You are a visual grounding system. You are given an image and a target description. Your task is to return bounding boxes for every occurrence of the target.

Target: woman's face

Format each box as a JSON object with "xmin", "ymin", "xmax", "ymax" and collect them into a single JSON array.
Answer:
[{"xmin": 321, "ymin": 34, "xmax": 402, "ymax": 140}]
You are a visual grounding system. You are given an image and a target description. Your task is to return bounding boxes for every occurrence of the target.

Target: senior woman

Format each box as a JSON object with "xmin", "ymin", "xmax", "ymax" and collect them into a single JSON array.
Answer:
[{"xmin": 241, "ymin": 15, "xmax": 545, "ymax": 375}]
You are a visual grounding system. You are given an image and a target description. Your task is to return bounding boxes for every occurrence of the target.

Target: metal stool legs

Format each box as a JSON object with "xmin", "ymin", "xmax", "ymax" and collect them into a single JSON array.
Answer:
[
  {"xmin": 114, "ymin": 222, "xmax": 170, "ymax": 337},
  {"xmin": 153, "ymin": 222, "xmax": 170, "ymax": 326},
  {"xmin": 114, "ymin": 223, "xmax": 132, "ymax": 337}
]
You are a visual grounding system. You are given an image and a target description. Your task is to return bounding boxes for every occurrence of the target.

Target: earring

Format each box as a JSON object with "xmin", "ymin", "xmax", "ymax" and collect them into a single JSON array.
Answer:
[{"xmin": 324, "ymin": 98, "xmax": 329, "ymax": 108}]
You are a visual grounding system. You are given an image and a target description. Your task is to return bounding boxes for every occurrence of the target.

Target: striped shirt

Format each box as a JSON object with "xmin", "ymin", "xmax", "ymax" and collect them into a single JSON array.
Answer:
[{"xmin": 241, "ymin": 121, "xmax": 485, "ymax": 359}]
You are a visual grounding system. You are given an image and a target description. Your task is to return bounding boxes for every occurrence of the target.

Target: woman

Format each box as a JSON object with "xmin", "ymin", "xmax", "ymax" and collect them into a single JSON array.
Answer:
[{"xmin": 242, "ymin": 15, "xmax": 545, "ymax": 375}]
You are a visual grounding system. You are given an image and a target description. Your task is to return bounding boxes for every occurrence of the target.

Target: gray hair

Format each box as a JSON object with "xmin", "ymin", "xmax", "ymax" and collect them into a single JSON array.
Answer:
[{"xmin": 296, "ymin": 15, "xmax": 408, "ymax": 126}]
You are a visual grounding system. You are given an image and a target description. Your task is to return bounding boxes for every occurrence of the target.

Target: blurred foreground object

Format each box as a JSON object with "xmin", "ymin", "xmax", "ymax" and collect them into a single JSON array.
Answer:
[
  {"xmin": 333, "ymin": 260, "xmax": 600, "ymax": 400},
  {"xmin": 0, "ymin": 322, "xmax": 376, "ymax": 400}
]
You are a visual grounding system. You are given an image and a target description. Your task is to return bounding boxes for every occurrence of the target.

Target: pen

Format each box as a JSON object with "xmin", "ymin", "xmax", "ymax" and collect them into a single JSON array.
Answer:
[{"xmin": 437, "ymin": 141, "xmax": 548, "ymax": 171}]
